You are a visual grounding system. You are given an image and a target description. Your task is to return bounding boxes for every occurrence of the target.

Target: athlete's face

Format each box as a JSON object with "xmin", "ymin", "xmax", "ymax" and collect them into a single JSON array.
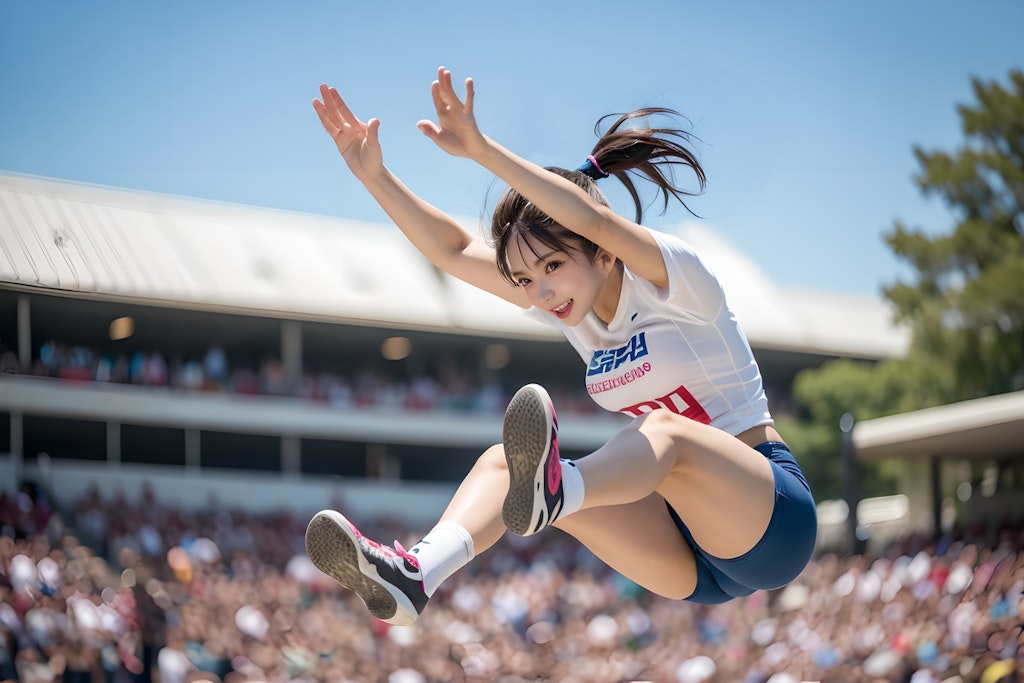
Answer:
[{"xmin": 506, "ymin": 232, "xmax": 617, "ymax": 326}]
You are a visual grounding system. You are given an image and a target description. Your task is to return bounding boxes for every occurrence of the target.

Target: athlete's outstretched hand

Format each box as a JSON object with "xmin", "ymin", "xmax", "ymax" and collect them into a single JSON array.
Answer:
[
  {"xmin": 312, "ymin": 84, "xmax": 383, "ymax": 182},
  {"xmin": 417, "ymin": 67, "xmax": 487, "ymax": 159}
]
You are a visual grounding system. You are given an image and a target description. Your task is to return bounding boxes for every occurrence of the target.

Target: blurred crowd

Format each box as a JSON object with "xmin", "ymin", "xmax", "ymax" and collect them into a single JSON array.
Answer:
[
  {"xmin": 0, "ymin": 481, "xmax": 1021, "ymax": 683},
  {"xmin": 9, "ymin": 340, "xmax": 599, "ymax": 415}
]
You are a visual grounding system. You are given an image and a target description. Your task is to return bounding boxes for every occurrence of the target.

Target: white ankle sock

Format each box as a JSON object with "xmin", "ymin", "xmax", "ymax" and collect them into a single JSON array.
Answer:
[
  {"xmin": 409, "ymin": 520, "xmax": 475, "ymax": 596},
  {"xmin": 559, "ymin": 458, "xmax": 585, "ymax": 519}
]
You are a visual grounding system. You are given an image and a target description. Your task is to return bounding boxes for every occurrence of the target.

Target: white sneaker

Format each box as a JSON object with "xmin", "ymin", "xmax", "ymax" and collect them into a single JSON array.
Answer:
[{"xmin": 305, "ymin": 510, "xmax": 428, "ymax": 625}]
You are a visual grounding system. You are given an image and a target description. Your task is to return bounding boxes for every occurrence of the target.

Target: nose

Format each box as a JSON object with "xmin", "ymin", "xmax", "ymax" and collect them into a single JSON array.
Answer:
[{"xmin": 535, "ymin": 277, "xmax": 554, "ymax": 303}]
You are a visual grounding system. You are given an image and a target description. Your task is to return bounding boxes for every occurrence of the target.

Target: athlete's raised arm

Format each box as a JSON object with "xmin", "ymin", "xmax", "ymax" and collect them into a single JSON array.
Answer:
[
  {"xmin": 313, "ymin": 83, "xmax": 530, "ymax": 307},
  {"xmin": 416, "ymin": 68, "xmax": 670, "ymax": 290}
]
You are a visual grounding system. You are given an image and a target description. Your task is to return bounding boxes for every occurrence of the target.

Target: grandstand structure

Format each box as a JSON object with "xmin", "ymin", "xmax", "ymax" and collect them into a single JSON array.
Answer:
[
  {"xmin": 0, "ymin": 170, "xmax": 910, "ymax": 527},
  {"xmin": 853, "ymin": 390, "xmax": 1024, "ymax": 545}
]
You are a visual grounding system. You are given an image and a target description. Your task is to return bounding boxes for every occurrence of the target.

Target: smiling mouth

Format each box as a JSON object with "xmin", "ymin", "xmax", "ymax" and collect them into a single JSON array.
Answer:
[{"xmin": 552, "ymin": 300, "xmax": 572, "ymax": 318}]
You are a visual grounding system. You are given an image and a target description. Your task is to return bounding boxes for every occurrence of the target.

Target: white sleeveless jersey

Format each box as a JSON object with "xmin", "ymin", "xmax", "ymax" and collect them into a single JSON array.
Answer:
[{"xmin": 525, "ymin": 229, "xmax": 773, "ymax": 436}]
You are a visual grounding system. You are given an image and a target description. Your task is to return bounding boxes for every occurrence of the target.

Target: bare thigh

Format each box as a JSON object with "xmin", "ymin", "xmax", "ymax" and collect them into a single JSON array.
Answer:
[
  {"xmin": 653, "ymin": 415, "xmax": 776, "ymax": 559},
  {"xmin": 578, "ymin": 410, "xmax": 777, "ymax": 561},
  {"xmin": 553, "ymin": 493, "xmax": 698, "ymax": 600}
]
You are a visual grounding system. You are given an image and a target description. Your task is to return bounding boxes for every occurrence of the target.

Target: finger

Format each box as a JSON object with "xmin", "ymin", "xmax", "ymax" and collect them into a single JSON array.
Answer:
[
  {"xmin": 366, "ymin": 117, "xmax": 382, "ymax": 147},
  {"xmin": 416, "ymin": 120, "xmax": 440, "ymax": 139},
  {"xmin": 318, "ymin": 84, "xmax": 336, "ymax": 115},
  {"xmin": 326, "ymin": 86, "xmax": 361, "ymax": 126},
  {"xmin": 316, "ymin": 85, "xmax": 345, "ymax": 129},
  {"xmin": 436, "ymin": 67, "xmax": 462, "ymax": 109},
  {"xmin": 463, "ymin": 77, "xmax": 474, "ymax": 113},
  {"xmin": 312, "ymin": 99, "xmax": 340, "ymax": 136},
  {"xmin": 429, "ymin": 79, "xmax": 446, "ymax": 115}
]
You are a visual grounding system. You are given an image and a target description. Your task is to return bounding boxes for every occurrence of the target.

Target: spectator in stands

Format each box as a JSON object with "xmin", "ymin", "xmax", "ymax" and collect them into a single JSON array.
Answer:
[
  {"xmin": 305, "ymin": 68, "xmax": 817, "ymax": 630},
  {"xmin": 202, "ymin": 346, "xmax": 228, "ymax": 389},
  {"xmin": 36, "ymin": 340, "xmax": 61, "ymax": 377},
  {"xmin": 0, "ymin": 348, "xmax": 17, "ymax": 374},
  {"xmin": 28, "ymin": 334, "xmax": 624, "ymax": 418},
  {"xmin": 3, "ymin": 479, "xmax": 1024, "ymax": 681},
  {"xmin": 258, "ymin": 358, "xmax": 287, "ymax": 396}
]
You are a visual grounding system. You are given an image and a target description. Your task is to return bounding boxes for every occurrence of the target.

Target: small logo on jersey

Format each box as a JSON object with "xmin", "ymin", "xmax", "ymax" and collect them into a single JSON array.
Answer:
[{"xmin": 586, "ymin": 332, "xmax": 649, "ymax": 376}]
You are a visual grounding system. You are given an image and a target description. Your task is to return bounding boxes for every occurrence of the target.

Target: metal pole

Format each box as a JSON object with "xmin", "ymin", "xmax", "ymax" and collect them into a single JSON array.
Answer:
[
  {"xmin": 840, "ymin": 412, "xmax": 865, "ymax": 554},
  {"xmin": 281, "ymin": 320, "xmax": 303, "ymax": 396},
  {"xmin": 17, "ymin": 294, "xmax": 31, "ymax": 372}
]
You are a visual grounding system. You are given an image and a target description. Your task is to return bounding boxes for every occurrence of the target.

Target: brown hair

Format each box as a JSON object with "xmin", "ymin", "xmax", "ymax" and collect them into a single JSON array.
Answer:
[{"xmin": 491, "ymin": 107, "xmax": 706, "ymax": 285}]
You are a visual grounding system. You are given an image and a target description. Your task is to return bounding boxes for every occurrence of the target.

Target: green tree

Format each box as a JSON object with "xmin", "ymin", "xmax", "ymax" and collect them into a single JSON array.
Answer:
[
  {"xmin": 779, "ymin": 358, "xmax": 922, "ymax": 500},
  {"xmin": 886, "ymin": 68, "xmax": 1024, "ymax": 401},
  {"xmin": 789, "ymin": 69, "xmax": 1024, "ymax": 500}
]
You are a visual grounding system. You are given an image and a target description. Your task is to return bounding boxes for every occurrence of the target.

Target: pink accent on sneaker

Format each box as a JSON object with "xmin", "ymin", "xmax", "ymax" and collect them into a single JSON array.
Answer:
[
  {"xmin": 393, "ymin": 540, "xmax": 419, "ymax": 570},
  {"xmin": 546, "ymin": 412, "xmax": 562, "ymax": 496},
  {"xmin": 351, "ymin": 524, "xmax": 421, "ymax": 571},
  {"xmin": 304, "ymin": 510, "xmax": 429, "ymax": 625}
]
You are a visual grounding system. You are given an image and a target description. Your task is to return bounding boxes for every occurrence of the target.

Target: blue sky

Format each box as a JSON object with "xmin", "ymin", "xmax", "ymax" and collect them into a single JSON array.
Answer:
[{"xmin": 1, "ymin": 1, "xmax": 1021, "ymax": 297}]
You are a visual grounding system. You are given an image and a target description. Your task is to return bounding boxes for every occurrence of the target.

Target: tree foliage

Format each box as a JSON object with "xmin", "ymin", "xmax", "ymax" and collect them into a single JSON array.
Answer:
[
  {"xmin": 787, "ymin": 69, "xmax": 1024, "ymax": 499},
  {"xmin": 886, "ymin": 68, "xmax": 1024, "ymax": 401}
]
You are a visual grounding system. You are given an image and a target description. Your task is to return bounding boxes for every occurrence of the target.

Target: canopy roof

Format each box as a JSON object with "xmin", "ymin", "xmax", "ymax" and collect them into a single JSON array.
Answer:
[{"xmin": 853, "ymin": 390, "xmax": 1024, "ymax": 460}]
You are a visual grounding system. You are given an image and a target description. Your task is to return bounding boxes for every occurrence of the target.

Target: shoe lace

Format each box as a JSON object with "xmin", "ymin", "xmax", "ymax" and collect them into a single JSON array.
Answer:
[
  {"xmin": 393, "ymin": 540, "xmax": 419, "ymax": 570},
  {"xmin": 354, "ymin": 529, "xmax": 420, "ymax": 571}
]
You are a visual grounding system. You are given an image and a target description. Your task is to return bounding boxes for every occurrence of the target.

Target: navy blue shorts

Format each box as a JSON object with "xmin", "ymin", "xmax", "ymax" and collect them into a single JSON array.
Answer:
[{"xmin": 668, "ymin": 441, "xmax": 817, "ymax": 604}]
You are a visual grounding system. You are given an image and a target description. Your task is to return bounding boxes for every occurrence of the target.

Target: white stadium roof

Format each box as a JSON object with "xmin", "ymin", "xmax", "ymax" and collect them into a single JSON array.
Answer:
[{"xmin": 0, "ymin": 171, "xmax": 909, "ymax": 358}]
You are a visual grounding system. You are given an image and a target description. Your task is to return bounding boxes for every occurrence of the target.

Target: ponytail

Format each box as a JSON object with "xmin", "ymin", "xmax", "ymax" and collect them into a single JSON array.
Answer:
[
  {"xmin": 580, "ymin": 107, "xmax": 706, "ymax": 222},
  {"xmin": 491, "ymin": 107, "xmax": 706, "ymax": 284}
]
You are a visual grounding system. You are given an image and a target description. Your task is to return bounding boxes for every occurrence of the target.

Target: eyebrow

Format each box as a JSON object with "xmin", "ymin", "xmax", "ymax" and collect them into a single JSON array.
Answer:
[{"xmin": 510, "ymin": 249, "xmax": 559, "ymax": 278}]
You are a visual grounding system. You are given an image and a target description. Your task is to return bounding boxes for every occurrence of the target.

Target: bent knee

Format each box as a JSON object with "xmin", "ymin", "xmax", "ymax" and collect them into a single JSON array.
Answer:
[
  {"xmin": 636, "ymin": 408, "xmax": 702, "ymax": 436},
  {"xmin": 475, "ymin": 444, "xmax": 507, "ymax": 472}
]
